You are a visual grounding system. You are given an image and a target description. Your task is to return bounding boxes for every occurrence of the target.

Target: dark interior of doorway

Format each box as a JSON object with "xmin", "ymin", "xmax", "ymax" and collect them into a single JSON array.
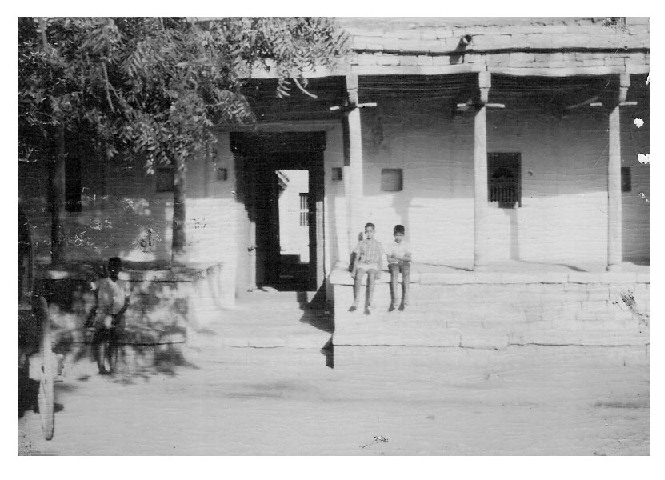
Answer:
[{"xmin": 232, "ymin": 132, "xmax": 325, "ymax": 293}]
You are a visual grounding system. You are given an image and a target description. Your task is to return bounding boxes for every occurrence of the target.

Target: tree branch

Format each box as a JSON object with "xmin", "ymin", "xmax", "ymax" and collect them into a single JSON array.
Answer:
[
  {"xmin": 101, "ymin": 61, "xmax": 115, "ymax": 113},
  {"xmin": 293, "ymin": 77, "xmax": 318, "ymax": 99}
]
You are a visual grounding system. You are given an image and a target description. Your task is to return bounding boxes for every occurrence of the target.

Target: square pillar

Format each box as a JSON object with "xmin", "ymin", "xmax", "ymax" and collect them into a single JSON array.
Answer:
[
  {"xmin": 344, "ymin": 73, "xmax": 364, "ymax": 259},
  {"xmin": 474, "ymin": 71, "xmax": 491, "ymax": 269},
  {"xmin": 607, "ymin": 73, "xmax": 630, "ymax": 271}
]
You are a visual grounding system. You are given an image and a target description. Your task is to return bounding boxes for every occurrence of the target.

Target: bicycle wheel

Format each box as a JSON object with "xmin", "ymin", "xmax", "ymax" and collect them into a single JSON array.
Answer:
[{"xmin": 35, "ymin": 297, "xmax": 54, "ymax": 441}]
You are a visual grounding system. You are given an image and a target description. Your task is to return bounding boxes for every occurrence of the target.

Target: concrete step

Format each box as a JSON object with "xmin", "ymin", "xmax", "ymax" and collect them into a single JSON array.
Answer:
[
  {"xmin": 332, "ymin": 298, "xmax": 649, "ymax": 348},
  {"xmin": 334, "ymin": 300, "xmax": 640, "ymax": 322},
  {"xmin": 235, "ymin": 290, "xmax": 320, "ymax": 309},
  {"xmin": 332, "ymin": 314, "xmax": 649, "ymax": 348},
  {"xmin": 335, "ymin": 283, "xmax": 649, "ymax": 309}
]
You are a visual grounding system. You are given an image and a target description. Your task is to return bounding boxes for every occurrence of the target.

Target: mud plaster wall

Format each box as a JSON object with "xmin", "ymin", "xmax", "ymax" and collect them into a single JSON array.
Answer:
[
  {"xmin": 341, "ymin": 99, "xmax": 649, "ymax": 267},
  {"xmin": 19, "ymin": 138, "xmax": 239, "ymax": 272}
]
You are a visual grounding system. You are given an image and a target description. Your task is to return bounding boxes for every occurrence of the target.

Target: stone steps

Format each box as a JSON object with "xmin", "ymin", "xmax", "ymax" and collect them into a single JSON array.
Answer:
[
  {"xmin": 335, "ymin": 283, "xmax": 649, "ymax": 308},
  {"xmin": 332, "ymin": 307, "xmax": 648, "ymax": 347},
  {"xmin": 332, "ymin": 280, "xmax": 650, "ymax": 348}
]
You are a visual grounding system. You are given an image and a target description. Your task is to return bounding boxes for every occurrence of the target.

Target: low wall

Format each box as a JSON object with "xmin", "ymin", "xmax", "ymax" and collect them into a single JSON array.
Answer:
[{"xmin": 36, "ymin": 263, "xmax": 231, "ymax": 343}]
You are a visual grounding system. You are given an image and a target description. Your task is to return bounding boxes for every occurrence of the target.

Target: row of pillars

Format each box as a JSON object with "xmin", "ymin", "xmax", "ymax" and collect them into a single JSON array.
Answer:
[{"xmin": 343, "ymin": 71, "xmax": 631, "ymax": 272}]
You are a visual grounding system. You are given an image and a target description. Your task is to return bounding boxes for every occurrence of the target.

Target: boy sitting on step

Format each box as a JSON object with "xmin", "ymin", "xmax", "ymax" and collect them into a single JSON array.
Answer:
[
  {"xmin": 350, "ymin": 222, "xmax": 383, "ymax": 315},
  {"xmin": 387, "ymin": 224, "xmax": 412, "ymax": 311}
]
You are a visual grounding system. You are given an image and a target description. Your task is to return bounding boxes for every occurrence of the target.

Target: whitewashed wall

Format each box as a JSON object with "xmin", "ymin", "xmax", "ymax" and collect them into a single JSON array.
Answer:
[
  {"xmin": 337, "ymin": 99, "xmax": 650, "ymax": 268},
  {"xmin": 18, "ymin": 97, "xmax": 648, "ymax": 297}
]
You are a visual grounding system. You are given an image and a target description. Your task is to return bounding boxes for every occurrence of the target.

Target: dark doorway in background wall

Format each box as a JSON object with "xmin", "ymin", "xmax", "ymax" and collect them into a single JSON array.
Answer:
[{"xmin": 232, "ymin": 132, "xmax": 326, "ymax": 292}]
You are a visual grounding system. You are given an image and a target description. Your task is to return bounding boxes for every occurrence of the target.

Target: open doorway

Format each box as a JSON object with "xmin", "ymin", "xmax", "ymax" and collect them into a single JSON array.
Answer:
[
  {"xmin": 232, "ymin": 132, "xmax": 326, "ymax": 293},
  {"xmin": 276, "ymin": 169, "xmax": 311, "ymax": 289}
]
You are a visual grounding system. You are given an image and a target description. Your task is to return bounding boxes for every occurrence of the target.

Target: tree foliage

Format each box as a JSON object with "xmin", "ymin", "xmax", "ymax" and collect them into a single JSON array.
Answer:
[
  {"xmin": 19, "ymin": 17, "xmax": 348, "ymax": 261},
  {"xmin": 19, "ymin": 17, "xmax": 349, "ymax": 170}
]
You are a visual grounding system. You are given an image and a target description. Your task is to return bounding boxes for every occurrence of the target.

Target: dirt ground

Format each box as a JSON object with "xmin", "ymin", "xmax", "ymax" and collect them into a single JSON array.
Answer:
[{"xmin": 18, "ymin": 329, "xmax": 649, "ymax": 456}]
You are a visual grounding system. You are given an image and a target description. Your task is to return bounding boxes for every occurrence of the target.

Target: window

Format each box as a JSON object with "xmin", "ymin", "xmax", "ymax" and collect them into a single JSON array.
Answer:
[
  {"xmin": 621, "ymin": 167, "xmax": 631, "ymax": 192},
  {"xmin": 299, "ymin": 193, "xmax": 309, "ymax": 227},
  {"xmin": 381, "ymin": 168, "xmax": 403, "ymax": 192},
  {"xmin": 217, "ymin": 167, "xmax": 228, "ymax": 181},
  {"xmin": 488, "ymin": 153, "xmax": 521, "ymax": 208},
  {"xmin": 156, "ymin": 166, "xmax": 175, "ymax": 192}
]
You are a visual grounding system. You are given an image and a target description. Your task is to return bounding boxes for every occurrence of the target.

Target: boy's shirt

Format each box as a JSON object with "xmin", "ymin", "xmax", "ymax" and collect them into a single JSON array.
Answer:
[
  {"xmin": 387, "ymin": 241, "xmax": 411, "ymax": 262},
  {"xmin": 354, "ymin": 238, "xmax": 383, "ymax": 265},
  {"xmin": 93, "ymin": 277, "xmax": 130, "ymax": 315}
]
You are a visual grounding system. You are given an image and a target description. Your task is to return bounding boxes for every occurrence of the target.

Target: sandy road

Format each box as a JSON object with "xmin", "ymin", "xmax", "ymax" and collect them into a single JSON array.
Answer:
[{"xmin": 19, "ymin": 341, "xmax": 649, "ymax": 456}]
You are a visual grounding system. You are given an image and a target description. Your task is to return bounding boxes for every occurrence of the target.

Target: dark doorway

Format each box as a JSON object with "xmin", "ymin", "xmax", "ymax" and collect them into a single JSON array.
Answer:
[{"xmin": 232, "ymin": 132, "xmax": 326, "ymax": 292}]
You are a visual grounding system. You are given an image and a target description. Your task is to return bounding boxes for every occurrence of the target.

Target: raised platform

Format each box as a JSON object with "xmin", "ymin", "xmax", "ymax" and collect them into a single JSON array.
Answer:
[
  {"xmin": 330, "ymin": 262, "xmax": 650, "ymax": 348},
  {"xmin": 32, "ymin": 262, "xmax": 231, "ymax": 335}
]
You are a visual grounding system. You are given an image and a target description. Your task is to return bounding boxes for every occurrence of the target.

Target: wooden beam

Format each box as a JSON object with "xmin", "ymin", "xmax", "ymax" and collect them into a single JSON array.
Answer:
[
  {"xmin": 626, "ymin": 64, "xmax": 650, "ymax": 75},
  {"xmin": 489, "ymin": 66, "xmax": 631, "ymax": 77},
  {"xmin": 352, "ymin": 64, "xmax": 486, "ymax": 76},
  {"xmin": 239, "ymin": 62, "xmax": 350, "ymax": 79},
  {"xmin": 237, "ymin": 60, "xmax": 648, "ymax": 79}
]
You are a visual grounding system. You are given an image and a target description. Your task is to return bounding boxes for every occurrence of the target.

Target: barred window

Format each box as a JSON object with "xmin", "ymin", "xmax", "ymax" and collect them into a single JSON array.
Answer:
[
  {"xmin": 299, "ymin": 193, "xmax": 309, "ymax": 227},
  {"xmin": 488, "ymin": 153, "xmax": 521, "ymax": 208}
]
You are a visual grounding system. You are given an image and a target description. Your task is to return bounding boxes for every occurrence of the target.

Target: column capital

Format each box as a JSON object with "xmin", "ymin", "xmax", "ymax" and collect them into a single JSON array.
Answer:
[
  {"xmin": 618, "ymin": 72, "xmax": 630, "ymax": 104},
  {"xmin": 345, "ymin": 72, "xmax": 359, "ymax": 90},
  {"xmin": 346, "ymin": 73, "xmax": 359, "ymax": 105},
  {"xmin": 478, "ymin": 71, "xmax": 491, "ymax": 104}
]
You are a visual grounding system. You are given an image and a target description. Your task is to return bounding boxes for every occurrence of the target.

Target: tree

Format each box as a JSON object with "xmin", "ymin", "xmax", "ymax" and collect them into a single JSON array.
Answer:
[{"xmin": 18, "ymin": 17, "xmax": 349, "ymax": 264}]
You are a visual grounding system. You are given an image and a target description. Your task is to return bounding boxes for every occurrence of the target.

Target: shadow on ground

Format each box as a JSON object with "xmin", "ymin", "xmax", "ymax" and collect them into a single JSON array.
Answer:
[
  {"xmin": 18, "ymin": 370, "xmax": 66, "ymax": 418},
  {"xmin": 297, "ymin": 284, "xmax": 334, "ymax": 335},
  {"xmin": 46, "ymin": 326, "xmax": 201, "ymax": 388}
]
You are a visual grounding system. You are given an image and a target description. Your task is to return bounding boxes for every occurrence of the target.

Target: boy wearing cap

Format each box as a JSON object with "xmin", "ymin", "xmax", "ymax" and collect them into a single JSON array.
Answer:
[{"xmin": 387, "ymin": 225, "xmax": 412, "ymax": 311}]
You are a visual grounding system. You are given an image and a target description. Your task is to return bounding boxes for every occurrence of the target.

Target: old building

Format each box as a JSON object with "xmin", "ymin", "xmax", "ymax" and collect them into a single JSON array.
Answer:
[{"xmin": 19, "ymin": 18, "xmax": 650, "ymax": 346}]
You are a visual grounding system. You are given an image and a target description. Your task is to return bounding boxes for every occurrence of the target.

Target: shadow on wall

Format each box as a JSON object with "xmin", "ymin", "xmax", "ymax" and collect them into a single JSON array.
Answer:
[{"xmin": 21, "ymin": 194, "xmax": 173, "ymax": 266}]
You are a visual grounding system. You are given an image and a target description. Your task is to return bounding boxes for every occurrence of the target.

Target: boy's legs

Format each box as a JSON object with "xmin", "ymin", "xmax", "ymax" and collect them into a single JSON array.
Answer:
[
  {"xmin": 389, "ymin": 264, "xmax": 399, "ymax": 307},
  {"xmin": 352, "ymin": 269, "xmax": 364, "ymax": 309},
  {"xmin": 366, "ymin": 269, "xmax": 377, "ymax": 307},
  {"xmin": 401, "ymin": 262, "xmax": 411, "ymax": 306}
]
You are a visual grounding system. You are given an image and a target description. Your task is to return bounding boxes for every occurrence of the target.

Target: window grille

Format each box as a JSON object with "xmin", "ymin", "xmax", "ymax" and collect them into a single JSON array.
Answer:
[
  {"xmin": 488, "ymin": 153, "xmax": 521, "ymax": 208},
  {"xmin": 299, "ymin": 193, "xmax": 309, "ymax": 227}
]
